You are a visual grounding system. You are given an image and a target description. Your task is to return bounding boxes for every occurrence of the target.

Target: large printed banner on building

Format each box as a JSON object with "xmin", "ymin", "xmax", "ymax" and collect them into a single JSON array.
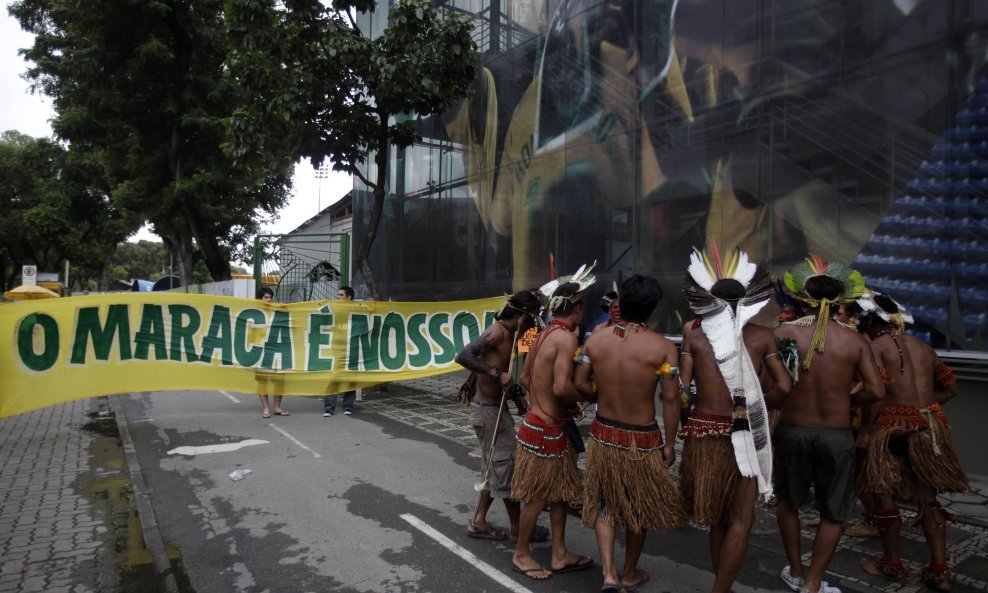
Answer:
[{"xmin": 0, "ymin": 293, "xmax": 503, "ymax": 418}]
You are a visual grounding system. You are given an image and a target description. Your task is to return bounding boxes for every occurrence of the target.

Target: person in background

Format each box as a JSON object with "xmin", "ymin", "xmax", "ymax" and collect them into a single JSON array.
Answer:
[
  {"xmin": 511, "ymin": 282, "xmax": 594, "ymax": 581},
  {"xmin": 455, "ymin": 290, "xmax": 547, "ymax": 543},
  {"xmin": 575, "ymin": 274, "xmax": 685, "ymax": 593},
  {"xmin": 773, "ymin": 257, "xmax": 884, "ymax": 593},
  {"xmin": 324, "ymin": 286, "xmax": 357, "ymax": 416},
  {"xmin": 679, "ymin": 247, "xmax": 792, "ymax": 593},
  {"xmin": 256, "ymin": 286, "xmax": 289, "ymax": 418}
]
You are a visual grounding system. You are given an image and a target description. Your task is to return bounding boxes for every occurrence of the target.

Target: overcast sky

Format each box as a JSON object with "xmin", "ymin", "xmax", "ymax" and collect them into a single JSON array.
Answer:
[{"xmin": 0, "ymin": 5, "xmax": 353, "ymax": 242}]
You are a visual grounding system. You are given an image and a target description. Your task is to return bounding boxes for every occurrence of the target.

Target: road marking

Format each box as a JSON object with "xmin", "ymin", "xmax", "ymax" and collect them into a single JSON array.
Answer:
[
  {"xmin": 219, "ymin": 390, "xmax": 241, "ymax": 403},
  {"xmin": 268, "ymin": 424, "xmax": 322, "ymax": 458},
  {"xmin": 400, "ymin": 513, "xmax": 534, "ymax": 593},
  {"xmin": 167, "ymin": 439, "xmax": 269, "ymax": 456}
]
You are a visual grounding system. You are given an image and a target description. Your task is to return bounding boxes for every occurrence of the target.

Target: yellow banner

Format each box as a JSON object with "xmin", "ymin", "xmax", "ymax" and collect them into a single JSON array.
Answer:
[{"xmin": 0, "ymin": 293, "xmax": 503, "ymax": 418}]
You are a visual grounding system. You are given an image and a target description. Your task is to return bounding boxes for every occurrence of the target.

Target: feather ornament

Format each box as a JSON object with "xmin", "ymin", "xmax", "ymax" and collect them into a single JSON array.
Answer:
[
  {"xmin": 687, "ymin": 242, "xmax": 774, "ymax": 498},
  {"xmin": 688, "ymin": 249, "xmax": 716, "ymax": 291}
]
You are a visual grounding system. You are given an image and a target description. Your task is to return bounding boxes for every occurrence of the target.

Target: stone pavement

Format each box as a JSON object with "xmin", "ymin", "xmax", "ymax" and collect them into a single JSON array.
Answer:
[
  {"xmin": 0, "ymin": 399, "xmax": 121, "ymax": 593},
  {"xmin": 2, "ymin": 376, "xmax": 988, "ymax": 593}
]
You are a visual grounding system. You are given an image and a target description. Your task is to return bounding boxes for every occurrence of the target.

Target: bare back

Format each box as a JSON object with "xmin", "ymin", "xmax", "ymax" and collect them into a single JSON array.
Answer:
[
  {"xmin": 582, "ymin": 326, "xmax": 678, "ymax": 425},
  {"xmin": 775, "ymin": 319, "xmax": 883, "ymax": 428},
  {"xmin": 683, "ymin": 323, "xmax": 788, "ymax": 417},
  {"xmin": 902, "ymin": 337, "xmax": 950, "ymax": 407},
  {"xmin": 521, "ymin": 322, "xmax": 580, "ymax": 425},
  {"xmin": 869, "ymin": 330, "xmax": 922, "ymax": 408}
]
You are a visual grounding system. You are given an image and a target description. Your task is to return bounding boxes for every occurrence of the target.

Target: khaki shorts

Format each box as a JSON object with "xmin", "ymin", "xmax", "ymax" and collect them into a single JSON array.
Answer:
[{"xmin": 470, "ymin": 404, "xmax": 516, "ymax": 499}]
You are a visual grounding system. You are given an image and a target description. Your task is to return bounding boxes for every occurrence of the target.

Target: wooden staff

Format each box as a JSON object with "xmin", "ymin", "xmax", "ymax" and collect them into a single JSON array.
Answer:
[{"xmin": 475, "ymin": 325, "xmax": 523, "ymax": 492}]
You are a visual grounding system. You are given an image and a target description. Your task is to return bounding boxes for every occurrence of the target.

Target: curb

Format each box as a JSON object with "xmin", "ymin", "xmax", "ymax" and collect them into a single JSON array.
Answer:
[{"xmin": 111, "ymin": 398, "xmax": 180, "ymax": 593}]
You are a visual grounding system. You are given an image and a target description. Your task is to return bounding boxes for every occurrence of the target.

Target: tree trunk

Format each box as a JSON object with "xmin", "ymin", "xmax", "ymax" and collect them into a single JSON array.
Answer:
[
  {"xmin": 161, "ymin": 232, "xmax": 195, "ymax": 286},
  {"xmin": 354, "ymin": 122, "xmax": 390, "ymax": 301},
  {"xmin": 179, "ymin": 199, "xmax": 231, "ymax": 281}
]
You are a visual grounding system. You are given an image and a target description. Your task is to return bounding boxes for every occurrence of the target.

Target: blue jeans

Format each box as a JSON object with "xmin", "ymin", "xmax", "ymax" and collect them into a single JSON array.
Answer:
[{"xmin": 324, "ymin": 390, "xmax": 356, "ymax": 413}]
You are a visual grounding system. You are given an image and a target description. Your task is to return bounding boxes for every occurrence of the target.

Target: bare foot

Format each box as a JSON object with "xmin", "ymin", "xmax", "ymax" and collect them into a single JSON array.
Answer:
[
  {"xmin": 621, "ymin": 567, "xmax": 651, "ymax": 591},
  {"xmin": 550, "ymin": 552, "xmax": 593, "ymax": 573},
  {"xmin": 861, "ymin": 557, "xmax": 909, "ymax": 581}
]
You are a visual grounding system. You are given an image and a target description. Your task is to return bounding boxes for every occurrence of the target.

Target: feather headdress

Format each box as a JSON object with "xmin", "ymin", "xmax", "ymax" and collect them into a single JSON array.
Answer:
[
  {"xmin": 684, "ymin": 242, "xmax": 774, "ymax": 499},
  {"xmin": 783, "ymin": 254, "xmax": 865, "ymax": 370},
  {"xmin": 858, "ymin": 289, "xmax": 913, "ymax": 332},
  {"xmin": 538, "ymin": 261, "xmax": 597, "ymax": 311}
]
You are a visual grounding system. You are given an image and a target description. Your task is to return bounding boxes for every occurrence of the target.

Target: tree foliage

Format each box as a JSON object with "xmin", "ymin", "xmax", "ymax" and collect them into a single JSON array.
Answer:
[
  {"xmin": 226, "ymin": 0, "xmax": 477, "ymax": 299},
  {"xmin": 107, "ymin": 240, "xmax": 217, "ymax": 284},
  {"xmin": 8, "ymin": 0, "xmax": 295, "ymax": 285},
  {"xmin": 0, "ymin": 131, "xmax": 136, "ymax": 291}
]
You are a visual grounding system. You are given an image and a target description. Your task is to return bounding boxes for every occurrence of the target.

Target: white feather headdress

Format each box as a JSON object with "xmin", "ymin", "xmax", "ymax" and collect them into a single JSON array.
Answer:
[{"xmin": 685, "ymin": 243, "xmax": 774, "ymax": 499}]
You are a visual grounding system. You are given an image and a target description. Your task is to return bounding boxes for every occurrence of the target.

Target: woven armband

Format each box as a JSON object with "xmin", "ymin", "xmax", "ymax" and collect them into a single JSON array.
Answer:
[{"xmin": 934, "ymin": 361, "xmax": 956, "ymax": 387}]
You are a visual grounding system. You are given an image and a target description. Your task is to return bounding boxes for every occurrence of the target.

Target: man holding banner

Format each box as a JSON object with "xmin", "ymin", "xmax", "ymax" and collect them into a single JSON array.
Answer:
[{"xmin": 455, "ymin": 291, "xmax": 546, "ymax": 543}]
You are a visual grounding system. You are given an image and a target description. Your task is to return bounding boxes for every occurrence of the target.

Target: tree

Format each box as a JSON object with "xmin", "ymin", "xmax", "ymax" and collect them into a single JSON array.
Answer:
[
  {"xmin": 108, "ymin": 240, "xmax": 215, "ymax": 284},
  {"xmin": 226, "ymin": 0, "xmax": 477, "ymax": 299},
  {"xmin": 9, "ymin": 0, "xmax": 295, "ymax": 285},
  {"xmin": 0, "ymin": 131, "xmax": 136, "ymax": 291}
]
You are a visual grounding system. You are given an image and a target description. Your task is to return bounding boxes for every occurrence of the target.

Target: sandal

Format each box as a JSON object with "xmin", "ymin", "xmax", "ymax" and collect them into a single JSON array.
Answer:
[{"xmin": 921, "ymin": 563, "xmax": 951, "ymax": 591}]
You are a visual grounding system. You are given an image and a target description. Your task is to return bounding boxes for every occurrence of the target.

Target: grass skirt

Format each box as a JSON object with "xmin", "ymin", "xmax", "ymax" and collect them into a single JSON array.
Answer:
[
  {"xmin": 910, "ymin": 405, "xmax": 970, "ymax": 493},
  {"xmin": 581, "ymin": 438, "xmax": 686, "ymax": 532},
  {"xmin": 680, "ymin": 429, "xmax": 742, "ymax": 526},
  {"xmin": 511, "ymin": 443, "xmax": 582, "ymax": 504},
  {"xmin": 861, "ymin": 405, "xmax": 924, "ymax": 497}
]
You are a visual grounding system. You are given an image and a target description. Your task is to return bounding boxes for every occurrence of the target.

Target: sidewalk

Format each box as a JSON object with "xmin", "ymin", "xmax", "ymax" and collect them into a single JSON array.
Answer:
[{"xmin": 0, "ymin": 399, "xmax": 121, "ymax": 593}]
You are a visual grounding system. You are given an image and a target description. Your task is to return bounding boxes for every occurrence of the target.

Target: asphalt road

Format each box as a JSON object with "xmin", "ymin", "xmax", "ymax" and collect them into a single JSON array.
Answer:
[{"xmin": 115, "ymin": 387, "xmax": 987, "ymax": 593}]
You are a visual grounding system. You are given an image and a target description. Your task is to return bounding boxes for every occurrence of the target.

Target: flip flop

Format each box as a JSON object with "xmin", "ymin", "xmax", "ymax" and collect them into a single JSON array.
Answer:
[
  {"xmin": 511, "ymin": 562, "xmax": 552, "ymax": 581},
  {"xmin": 261, "ymin": 412, "xmax": 272, "ymax": 418},
  {"xmin": 272, "ymin": 410, "xmax": 289, "ymax": 416},
  {"xmin": 467, "ymin": 524, "xmax": 507, "ymax": 540},
  {"xmin": 622, "ymin": 568, "xmax": 651, "ymax": 592},
  {"xmin": 601, "ymin": 586, "xmax": 621, "ymax": 593},
  {"xmin": 552, "ymin": 556, "xmax": 594, "ymax": 574}
]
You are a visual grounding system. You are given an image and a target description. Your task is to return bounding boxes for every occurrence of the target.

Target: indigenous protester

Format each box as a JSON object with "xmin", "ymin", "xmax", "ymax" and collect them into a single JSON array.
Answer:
[
  {"xmin": 773, "ymin": 279, "xmax": 805, "ymax": 324},
  {"xmin": 856, "ymin": 292, "xmax": 969, "ymax": 591},
  {"xmin": 829, "ymin": 302, "xmax": 881, "ymax": 539},
  {"xmin": 454, "ymin": 291, "xmax": 549, "ymax": 543},
  {"xmin": 679, "ymin": 246, "xmax": 792, "ymax": 593},
  {"xmin": 574, "ymin": 274, "xmax": 686, "ymax": 593},
  {"xmin": 511, "ymin": 281, "xmax": 594, "ymax": 581},
  {"xmin": 773, "ymin": 256, "xmax": 885, "ymax": 593}
]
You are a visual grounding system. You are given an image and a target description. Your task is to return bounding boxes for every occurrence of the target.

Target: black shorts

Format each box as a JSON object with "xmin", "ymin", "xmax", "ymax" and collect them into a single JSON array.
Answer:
[{"xmin": 773, "ymin": 423, "xmax": 856, "ymax": 522}]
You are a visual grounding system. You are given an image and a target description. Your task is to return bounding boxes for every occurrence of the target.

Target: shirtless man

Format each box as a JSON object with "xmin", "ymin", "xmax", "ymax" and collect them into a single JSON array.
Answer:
[
  {"xmin": 679, "ymin": 257, "xmax": 793, "ymax": 593},
  {"xmin": 857, "ymin": 294, "xmax": 968, "ymax": 591},
  {"xmin": 455, "ymin": 290, "xmax": 547, "ymax": 543},
  {"xmin": 574, "ymin": 275, "xmax": 685, "ymax": 593},
  {"xmin": 774, "ymin": 263, "xmax": 884, "ymax": 593},
  {"xmin": 510, "ymin": 282, "xmax": 594, "ymax": 580}
]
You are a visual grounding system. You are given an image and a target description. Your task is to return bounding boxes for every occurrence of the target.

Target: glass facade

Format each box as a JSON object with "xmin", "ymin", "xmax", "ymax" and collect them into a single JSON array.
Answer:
[{"xmin": 354, "ymin": 0, "xmax": 988, "ymax": 350}]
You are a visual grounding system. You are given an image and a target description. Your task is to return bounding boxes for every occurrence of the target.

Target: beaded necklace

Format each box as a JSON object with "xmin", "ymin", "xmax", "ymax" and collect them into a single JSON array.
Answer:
[
  {"xmin": 611, "ymin": 321, "xmax": 648, "ymax": 339},
  {"xmin": 876, "ymin": 327, "xmax": 905, "ymax": 375},
  {"xmin": 527, "ymin": 319, "xmax": 573, "ymax": 424}
]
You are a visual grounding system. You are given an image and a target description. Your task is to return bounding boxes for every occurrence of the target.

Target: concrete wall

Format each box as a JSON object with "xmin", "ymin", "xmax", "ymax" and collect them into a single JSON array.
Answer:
[
  {"xmin": 168, "ymin": 278, "xmax": 256, "ymax": 299},
  {"xmin": 948, "ymin": 378, "xmax": 988, "ymax": 479}
]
